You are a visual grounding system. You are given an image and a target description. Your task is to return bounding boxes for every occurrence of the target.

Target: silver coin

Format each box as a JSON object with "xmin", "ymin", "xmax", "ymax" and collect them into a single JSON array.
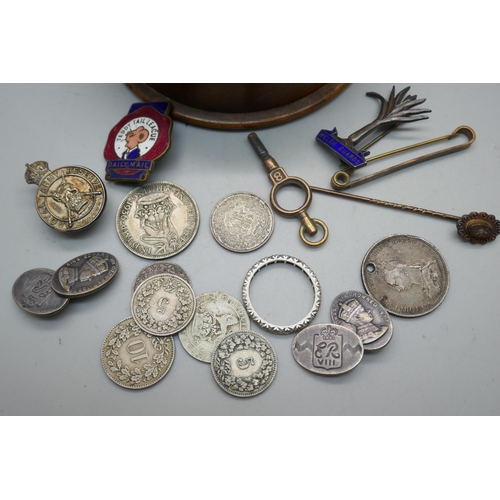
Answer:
[
  {"xmin": 211, "ymin": 330, "xmax": 277, "ymax": 398},
  {"xmin": 178, "ymin": 291, "xmax": 251, "ymax": 363},
  {"xmin": 131, "ymin": 274, "xmax": 196, "ymax": 336},
  {"xmin": 51, "ymin": 252, "xmax": 118, "ymax": 297},
  {"xmin": 132, "ymin": 262, "xmax": 191, "ymax": 292},
  {"xmin": 330, "ymin": 290, "xmax": 393, "ymax": 351},
  {"xmin": 210, "ymin": 192, "xmax": 274, "ymax": 252},
  {"xmin": 292, "ymin": 324, "xmax": 364, "ymax": 375},
  {"xmin": 12, "ymin": 268, "xmax": 69, "ymax": 315},
  {"xmin": 116, "ymin": 181, "xmax": 200, "ymax": 259},
  {"xmin": 361, "ymin": 234, "xmax": 450, "ymax": 318},
  {"xmin": 101, "ymin": 317, "xmax": 175, "ymax": 389}
]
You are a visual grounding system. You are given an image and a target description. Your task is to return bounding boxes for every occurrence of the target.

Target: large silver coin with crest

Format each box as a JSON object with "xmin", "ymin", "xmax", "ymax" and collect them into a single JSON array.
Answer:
[
  {"xmin": 211, "ymin": 331, "xmax": 277, "ymax": 398},
  {"xmin": 178, "ymin": 291, "xmax": 250, "ymax": 363},
  {"xmin": 52, "ymin": 252, "xmax": 118, "ymax": 298},
  {"xmin": 25, "ymin": 161, "xmax": 106, "ymax": 232},
  {"xmin": 210, "ymin": 192, "xmax": 274, "ymax": 252},
  {"xmin": 101, "ymin": 317, "xmax": 174, "ymax": 389},
  {"xmin": 292, "ymin": 324, "xmax": 364, "ymax": 375},
  {"xmin": 132, "ymin": 274, "xmax": 196, "ymax": 336},
  {"xmin": 132, "ymin": 262, "xmax": 191, "ymax": 292},
  {"xmin": 12, "ymin": 268, "xmax": 69, "ymax": 315},
  {"xmin": 330, "ymin": 290, "xmax": 393, "ymax": 351},
  {"xmin": 361, "ymin": 234, "xmax": 450, "ymax": 318},
  {"xmin": 116, "ymin": 181, "xmax": 199, "ymax": 259}
]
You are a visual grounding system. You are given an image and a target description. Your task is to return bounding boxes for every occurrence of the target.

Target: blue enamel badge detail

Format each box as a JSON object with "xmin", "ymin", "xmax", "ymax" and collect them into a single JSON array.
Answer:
[{"xmin": 316, "ymin": 129, "xmax": 367, "ymax": 169}]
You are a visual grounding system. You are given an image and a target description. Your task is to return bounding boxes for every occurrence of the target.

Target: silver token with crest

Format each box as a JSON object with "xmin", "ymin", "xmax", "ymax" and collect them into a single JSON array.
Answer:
[
  {"xmin": 211, "ymin": 330, "xmax": 277, "ymax": 398},
  {"xmin": 12, "ymin": 268, "xmax": 69, "ymax": 315},
  {"xmin": 292, "ymin": 323, "xmax": 364, "ymax": 375},
  {"xmin": 361, "ymin": 234, "xmax": 450, "ymax": 318},
  {"xmin": 178, "ymin": 291, "xmax": 250, "ymax": 363},
  {"xmin": 52, "ymin": 252, "xmax": 118, "ymax": 297},
  {"xmin": 210, "ymin": 192, "xmax": 274, "ymax": 252},
  {"xmin": 330, "ymin": 290, "xmax": 393, "ymax": 351},
  {"xmin": 132, "ymin": 262, "xmax": 191, "ymax": 292},
  {"xmin": 116, "ymin": 181, "xmax": 199, "ymax": 259},
  {"xmin": 131, "ymin": 274, "xmax": 196, "ymax": 336},
  {"xmin": 101, "ymin": 317, "xmax": 174, "ymax": 389}
]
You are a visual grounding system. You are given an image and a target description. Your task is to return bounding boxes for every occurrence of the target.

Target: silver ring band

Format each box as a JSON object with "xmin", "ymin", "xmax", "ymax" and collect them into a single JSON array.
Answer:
[{"xmin": 242, "ymin": 255, "xmax": 321, "ymax": 334}]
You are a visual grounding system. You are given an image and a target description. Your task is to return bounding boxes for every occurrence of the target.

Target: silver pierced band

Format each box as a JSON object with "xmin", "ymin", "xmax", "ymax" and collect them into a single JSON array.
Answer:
[{"xmin": 241, "ymin": 255, "xmax": 321, "ymax": 335}]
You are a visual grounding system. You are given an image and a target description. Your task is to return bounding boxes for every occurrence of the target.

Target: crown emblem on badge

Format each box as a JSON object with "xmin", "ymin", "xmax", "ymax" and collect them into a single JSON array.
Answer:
[
  {"xmin": 320, "ymin": 325, "xmax": 337, "ymax": 340},
  {"xmin": 338, "ymin": 298, "xmax": 363, "ymax": 322}
]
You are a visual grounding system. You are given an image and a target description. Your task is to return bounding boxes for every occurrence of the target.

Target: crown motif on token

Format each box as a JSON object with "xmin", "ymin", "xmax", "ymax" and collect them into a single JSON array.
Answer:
[
  {"xmin": 456, "ymin": 212, "xmax": 500, "ymax": 244},
  {"xmin": 338, "ymin": 298, "xmax": 363, "ymax": 322},
  {"xmin": 320, "ymin": 325, "xmax": 337, "ymax": 339},
  {"xmin": 25, "ymin": 161, "xmax": 50, "ymax": 186}
]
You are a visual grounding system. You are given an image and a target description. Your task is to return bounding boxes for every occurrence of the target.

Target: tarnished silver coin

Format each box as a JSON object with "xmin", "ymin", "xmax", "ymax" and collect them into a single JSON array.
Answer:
[
  {"xmin": 292, "ymin": 324, "xmax": 364, "ymax": 375},
  {"xmin": 131, "ymin": 274, "xmax": 196, "ymax": 336},
  {"xmin": 211, "ymin": 330, "xmax": 277, "ymax": 398},
  {"xmin": 178, "ymin": 291, "xmax": 251, "ymax": 363},
  {"xmin": 132, "ymin": 262, "xmax": 191, "ymax": 292},
  {"xmin": 361, "ymin": 234, "xmax": 450, "ymax": 317},
  {"xmin": 330, "ymin": 290, "xmax": 393, "ymax": 351},
  {"xmin": 116, "ymin": 181, "xmax": 199, "ymax": 259},
  {"xmin": 12, "ymin": 268, "xmax": 69, "ymax": 315},
  {"xmin": 51, "ymin": 252, "xmax": 118, "ymax": 298},
  {"xmin": 210, "ymin": 192, "xmax": 274, "ymax": 252},
  {"xmin": 101, "ymin": 317, "xmax": 174, "ymax": 389},
  {"xmin": 25, "ymin": 161, "xmax": 106, "ymax": 232}
]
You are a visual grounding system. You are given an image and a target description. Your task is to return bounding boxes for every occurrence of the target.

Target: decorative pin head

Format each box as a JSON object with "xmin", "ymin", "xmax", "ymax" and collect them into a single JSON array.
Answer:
[
  {"xmin": 25, "ymin": 161, "xmax": 50, "ymax": 186},
  {"xmin": 457, "ymin": 212, "xmax": 500, "ymax": 244}
]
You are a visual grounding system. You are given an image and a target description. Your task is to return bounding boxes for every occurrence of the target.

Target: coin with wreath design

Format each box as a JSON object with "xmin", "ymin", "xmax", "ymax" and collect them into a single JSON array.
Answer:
[
  {"xmin": 132, "ymin": 273, "xmax": 196, "ymax": 336},
  {"xmin": 211, "ymin": 330, "xmax": 277, "ymax": 398},
  {"xmin": 101, "ymin": 317, "xmax": 175, "ymax": 389}
]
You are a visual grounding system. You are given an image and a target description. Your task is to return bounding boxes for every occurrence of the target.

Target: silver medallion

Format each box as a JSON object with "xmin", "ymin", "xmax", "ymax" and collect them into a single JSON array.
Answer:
[
  {"xmin": 116, "ymin": 181, "xmax": 200, "ymax": 259},
  {"xmin": 12, "ymin": 268, "xmax": 70, "ymax": 315},
  {"xmin": 101, "ymin": 317, "xmax": 174, "ymax": 389},
  {"xmin": 131, "ymin": 274, "xmax": 196, "ymax": 336},
  {"xmin": 211, "ymin": 330, "xmax": 277, "ymax": 398},
  {"xmin": 242, "ymin": 254, "xmax": 321, "ymax": 334},
  {"xmin": 210, "ymin": 192, "xmax": 274, "ymax": 252},
  {"xmin": 292, "ymin": 324, "xmax": 364, "ymax": 375},
  {"xmin": 25, "ymin": 161, "xmax": 106, "ymax": 232},
  {"xmin": 132, "ymin": 262, "xmax": 191, "ymax": 292},
  {"xmin": 178, "ymin": 291, "xmax": 251, "ymax": 363},
  {"xmin": 51, "ymin": 252, "xmax": 118, "ymax": 298},
  {"xmin": 361, "ymin": 234, "xmax": 450, "ymax": 317},
  {"xmin": 330, "ymin": 290, "xmax": 393, "ymax": 351}
]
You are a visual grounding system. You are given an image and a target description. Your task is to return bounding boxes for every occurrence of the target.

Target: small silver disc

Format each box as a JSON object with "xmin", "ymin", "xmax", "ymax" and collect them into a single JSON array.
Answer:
[
  {"xmin": 211, "ymin": 330, "xmax": 277, "ymax": 398},
  {"xmin": 132, "ymin": 262, "xmax": 191, "ymax": 292},
  {"xmin": 210, "ymin": 192, "xmax": 274, "ymax": 252}
]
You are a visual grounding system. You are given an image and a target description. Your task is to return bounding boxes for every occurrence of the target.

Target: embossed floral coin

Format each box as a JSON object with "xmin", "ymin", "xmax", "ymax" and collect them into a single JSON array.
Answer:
[
  {"xmin": 211, "ymin": 331, "xmax": 277, "ymax": 398},
  {"xmin": 12, "ymin": 268, "xmax": 69, "ymax": 315},
  {"xmin": 330, "ymin": 290, "xmax": 393, "ymax": 351},
  {"xmin": 292, "ymin": 324, "xmax": 364, "ymax": 376},
  {"xmin": 25, "ymin": 161, "xmax": 106, "ymax": 232},
  {"xmin": 116, "ymin": 181, "xmax": 199, "ymax": 259},
  {"xmin": 361, "ymin": 234, "xmax": 450, "ymax": 317},
  {"xmin": 52, "ymin": 252, "xmax": 118, "ymax": 298},
  {"xmin": 132, "ymin": 262, "xmax": 191, "ymax": 292},
  {"xmin": 178, "ymin": 291, "xmax": 251, "ymax": 363},
  {"xmin": 210, "ymin": 192, "xmax": 274, "ymax": 252},
  {"xmin": 101, "ymin": 317, "xmax": 175, "ymax": 389},
  {"xmin": 131, "ymin": 274, "xmax": 196, "ymax": 336}
]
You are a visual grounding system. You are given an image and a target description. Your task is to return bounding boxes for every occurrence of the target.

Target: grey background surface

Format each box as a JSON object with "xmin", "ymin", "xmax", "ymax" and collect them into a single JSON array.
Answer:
[{"xmin": 2, "ymin": 83, "xmax": 499, "ymax": 416}]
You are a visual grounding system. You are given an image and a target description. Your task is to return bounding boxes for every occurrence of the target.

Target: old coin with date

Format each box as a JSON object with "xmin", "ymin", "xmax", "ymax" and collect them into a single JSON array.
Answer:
[
  {"xmin": 292, "ymin": 323, "xmax": 364, "ymax": 375},
  {"xmin": 361, "ymin": 234, "xmax": 450, "ymax": 317},
  {"xmin": 116, "ymin": 181, "xmax": 199, "ymax": 259},
  {"xmin": 51, "ymin": 252, "xmax": 118, "ymax": 298},
  {"xmin": 101, "ymin": 317, "xmax": 175, "ymax": 389},
  {"xmin": 210, "ymin": 192, "xmax": 274, "ymax": 252},
  {"xmin": 131, "ymin": 274, "xmax": 196, "ymax": 336},
  {"xmin": 211, "ymin": 330, "xmax": 277, "ymax": 398},
  {"xmin": 12, "ymin": 268, "xmax": 69, "ymax": 315},
  {"xmin": 25, "ymin": 160, "xmax": 106, "ymax": 232},
  {"xmin": 178, "ymin": 291, "xmax": 250, "ymax": 363},
  {"xmin": 330, "ymin": 290, "xmax": 393, "ymax": 351},
  {"xmin": 132, "ymin": 262, "xmax": 191, "ymax": 292}
]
